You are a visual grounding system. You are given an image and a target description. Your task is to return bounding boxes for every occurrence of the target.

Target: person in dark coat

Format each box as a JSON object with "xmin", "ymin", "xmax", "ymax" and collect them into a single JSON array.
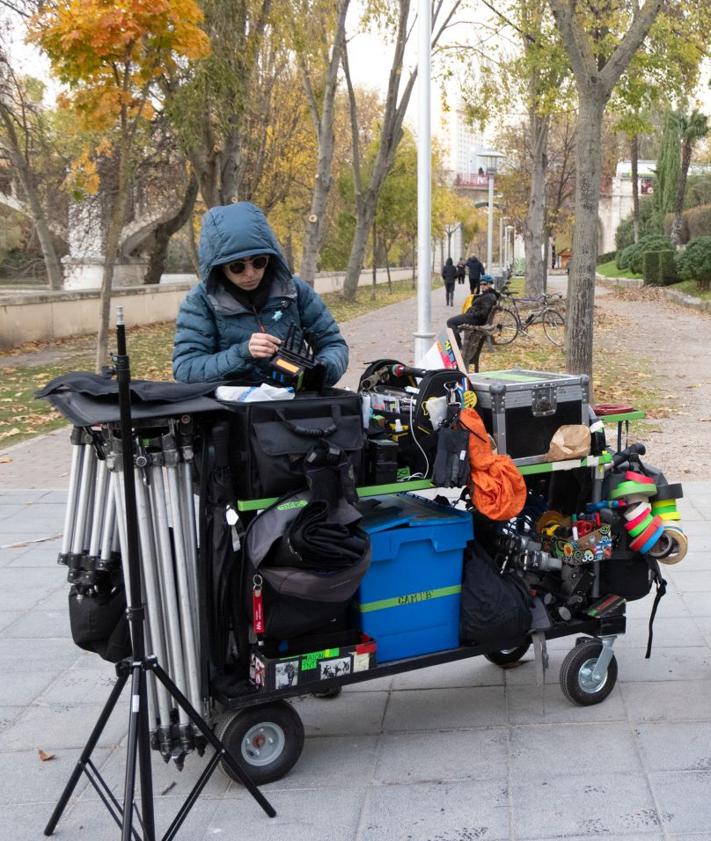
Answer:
[
  {"xmin": 465, "ymin": 254, "xmax": 486, "ymax": 295},
  {"xmin": 441, "ymin": 257, "xmax": 457, "ymax": 306},
  {"xmin": 455, "ymin": 260, "xmax": 466, "ymax": 285},
  {"xmin": 173, "ymin": 202, "xmax": 348, "ymax": 385},
  {"xmin": 446, "ymin": 277, "xmax": 498, "ymax": 347}
]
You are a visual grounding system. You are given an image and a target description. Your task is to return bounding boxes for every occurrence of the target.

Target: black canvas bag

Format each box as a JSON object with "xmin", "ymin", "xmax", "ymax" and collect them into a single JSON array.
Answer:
[
  {"xmin": 460, "ymin": 541, "xmax": 533, "ymax": 647},
  {"xmin": 225, "ymin": 389, "xmax": 365, "ymax": 499},
  {"xmin": 68, "ymin": 583, "xmax": 131, "ymax": 663}
]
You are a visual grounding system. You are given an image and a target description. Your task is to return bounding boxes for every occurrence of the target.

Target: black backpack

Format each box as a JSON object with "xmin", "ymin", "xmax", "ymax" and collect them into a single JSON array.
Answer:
[{"xmin": 460, "ymin": 541, "xmax": 533, "ymax": 648}]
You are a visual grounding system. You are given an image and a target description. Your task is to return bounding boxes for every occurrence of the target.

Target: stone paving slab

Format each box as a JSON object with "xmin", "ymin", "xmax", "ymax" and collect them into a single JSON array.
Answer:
[{"xmin": 0, "ymin": 284, "xmax": 710, "ymax": 839}]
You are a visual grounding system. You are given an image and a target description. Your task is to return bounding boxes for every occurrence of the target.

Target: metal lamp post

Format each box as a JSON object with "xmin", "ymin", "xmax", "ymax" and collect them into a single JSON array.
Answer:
[{"xmin": 481, "ymin": 149, "xmax": 504, "ymax": 273}]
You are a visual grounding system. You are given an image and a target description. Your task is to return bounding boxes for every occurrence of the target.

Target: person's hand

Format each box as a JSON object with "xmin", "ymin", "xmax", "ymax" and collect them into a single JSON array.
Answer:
[{"xmin": 247, "ymin": 332, "xmax": 281, "ymax": 359}]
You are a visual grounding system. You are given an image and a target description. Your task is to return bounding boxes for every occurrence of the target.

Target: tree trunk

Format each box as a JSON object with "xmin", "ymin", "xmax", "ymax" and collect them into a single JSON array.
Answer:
[
  {"xmin": 371, "ymin": 219, "xmax": 377, "ymax": 299},
  {"xmin": 631, "ymin": 134, "xmax": 640, "ymax": 243},
  {"xmin": 524, "ymin": 111, "xmax": 549, "ymax": 297},
  {"xmin": 0, "ymin": 114, "xmax": 64, "ymax": 290},
  {"xmin": 385, "ymin": 245, "xmax": 392, "ymax": 292},
  {"xmin": 567, "ymin": 97, "xmax": 605, "ymax": 380},
  {"xmin": 143, "ymin": 175, "xmax": 199, "ymax": 285},
  {"xmin": 671, "ymin": 139, "xmax": 693, "ymax": 247},
  {"xmin": 343, "ymin": 195, "xmax": 378, "ymax": 302},
  {"xmin": 187, "ymin": 218, "xmax": 199, "ymax": 276},
  {"xmin": 298, "ymin": 0, "xmax": 350, "ymax": 287}
]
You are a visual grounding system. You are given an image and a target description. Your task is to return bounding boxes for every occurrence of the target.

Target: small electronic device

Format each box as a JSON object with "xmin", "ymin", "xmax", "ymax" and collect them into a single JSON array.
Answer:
[{"xmin": 268, "ymin": 325, "xmax": 325, "ymax": 391}]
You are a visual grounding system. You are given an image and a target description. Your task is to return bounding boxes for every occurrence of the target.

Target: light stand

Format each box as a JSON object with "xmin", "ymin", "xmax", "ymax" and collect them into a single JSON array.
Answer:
[{"xmin": 45, "ymin": 308, "xmax": 276, "ymax": 840}]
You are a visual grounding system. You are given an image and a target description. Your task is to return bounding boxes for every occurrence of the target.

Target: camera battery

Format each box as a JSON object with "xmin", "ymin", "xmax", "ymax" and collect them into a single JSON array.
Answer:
[{"xmin": 368, "ymin": 438, "xmax": 398, "ymax": 485}]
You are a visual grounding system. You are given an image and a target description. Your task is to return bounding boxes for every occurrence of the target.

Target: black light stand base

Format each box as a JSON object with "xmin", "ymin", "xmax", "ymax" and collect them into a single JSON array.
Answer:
[
  {"xmin": 46, "ymin": 309, "xmax": 275, "ymax": 841},
  {"xmin": 44, "ymin": 656, "xmax": 276, "ymax": 840}
]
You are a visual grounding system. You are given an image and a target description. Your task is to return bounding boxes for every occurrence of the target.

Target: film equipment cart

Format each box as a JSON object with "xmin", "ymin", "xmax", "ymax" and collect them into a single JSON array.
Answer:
[
  {"xmin": 207, "ymin": 449, "xmax": 628, "ymax": 785},
  {"xmin": 40, "ymin": 344, "xmax": 674, "ymax": 819},
  {"xmin": 43, "ymin": 309, "xmax": 276, "ymax": 841}
]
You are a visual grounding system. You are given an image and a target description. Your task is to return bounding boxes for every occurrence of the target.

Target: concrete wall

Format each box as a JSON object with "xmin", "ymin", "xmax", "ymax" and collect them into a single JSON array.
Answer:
[{"xmin": 0, "ymin": 267, "xmax": 416, "ymax": 349}]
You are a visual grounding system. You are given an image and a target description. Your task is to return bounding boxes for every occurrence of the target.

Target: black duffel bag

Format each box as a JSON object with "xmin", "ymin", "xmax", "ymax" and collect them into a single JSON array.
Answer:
[{"xmin": 225, "ymin": 389, "xmax": 365, "ymax": 500}]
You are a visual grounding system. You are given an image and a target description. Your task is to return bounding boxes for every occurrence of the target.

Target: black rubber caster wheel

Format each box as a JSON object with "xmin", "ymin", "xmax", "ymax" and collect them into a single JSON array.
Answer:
[
  {"xmin": 216, "ymin": 701, "xmax": 305, "ymax": 785},
  {"xmin": 311, "ymin": 686, "xmax": 342, "ymax": 699},
  {"xmin": 560, "ymin": 639, "xmax": 618, "ymax": 706},
  {"xmin": 484, "ymin": 641, "xmax": 531, "ymax": 667}
]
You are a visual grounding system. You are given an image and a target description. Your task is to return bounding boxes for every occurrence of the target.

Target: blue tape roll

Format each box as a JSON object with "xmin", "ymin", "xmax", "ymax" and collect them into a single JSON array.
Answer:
[{"xmin": 639, "ymin": 523, "xmax": 666, "ymax": 555}]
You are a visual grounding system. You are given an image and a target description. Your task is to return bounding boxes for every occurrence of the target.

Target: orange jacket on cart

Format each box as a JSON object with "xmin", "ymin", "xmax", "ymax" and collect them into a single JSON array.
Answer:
[{"xmin": 459, "ymin": 407, "xmax": 526, "ymax": 521}]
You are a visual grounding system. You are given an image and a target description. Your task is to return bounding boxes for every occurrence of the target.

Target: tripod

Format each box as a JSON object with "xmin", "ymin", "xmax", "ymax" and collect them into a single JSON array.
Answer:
[{"xmin": 45, "ymin": 309, "xmax": 276, "ymax": 840}]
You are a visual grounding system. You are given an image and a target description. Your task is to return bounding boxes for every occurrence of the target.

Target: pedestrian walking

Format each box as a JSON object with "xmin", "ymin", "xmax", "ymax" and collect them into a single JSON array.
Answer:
[
  {"xmin": 465, "ymin": 253, "xmax": 486, "ymax": 295},
  {"xmin": 442, "ymin": 257, "xmax": 457, "ymax": 307}
]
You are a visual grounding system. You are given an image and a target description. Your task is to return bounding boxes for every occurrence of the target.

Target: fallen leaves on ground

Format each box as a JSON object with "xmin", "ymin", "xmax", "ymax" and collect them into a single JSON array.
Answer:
[{"xmin": 38, "ymin": 749, "xmax": 55, "ymax": 762}]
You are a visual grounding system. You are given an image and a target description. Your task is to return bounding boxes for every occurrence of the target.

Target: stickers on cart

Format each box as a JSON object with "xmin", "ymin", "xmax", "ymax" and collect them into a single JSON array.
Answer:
[
  {"xmin": 319, "ymin": 656, "xmax": 351, "ymax": 680},
  {"xmin": 274, "ymin": 659, "xmax": 299, "ymax": 690},
  {"xmin": 353, "ymin": 652, "xmax": 371, "ymax": 672},
  {"xmin": 301, "ymin": 648, "xmax": 340, "ymax": 670}
]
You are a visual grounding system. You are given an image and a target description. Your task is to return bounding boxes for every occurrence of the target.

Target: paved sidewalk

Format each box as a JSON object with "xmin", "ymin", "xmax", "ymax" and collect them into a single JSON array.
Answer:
[{"xmin": 2, "ymin": 282, "xmax": 711, "ymax": 840}]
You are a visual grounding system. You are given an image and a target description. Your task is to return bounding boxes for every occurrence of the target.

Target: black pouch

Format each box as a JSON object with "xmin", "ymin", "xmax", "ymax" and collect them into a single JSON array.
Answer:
[
  {"xmin": 460, "ymin": 542, "xmax": 533, "ymax": 647},
  {"xmin": 432, "ymin": 426, "xmax": 470, "ymax": 487},
  {"xmin": 225, "ymin": 390, "xmax": 365, "ymax": 499},
  {"xmin": 68, "ymin": 585, "xmax": 131, "ymax": 663}
]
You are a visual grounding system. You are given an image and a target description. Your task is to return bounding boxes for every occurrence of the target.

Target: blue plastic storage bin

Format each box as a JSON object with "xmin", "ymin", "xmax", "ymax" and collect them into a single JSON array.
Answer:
[{"xmin": 358, "ymin": 495, "xmax": 473, "ymax": 662}]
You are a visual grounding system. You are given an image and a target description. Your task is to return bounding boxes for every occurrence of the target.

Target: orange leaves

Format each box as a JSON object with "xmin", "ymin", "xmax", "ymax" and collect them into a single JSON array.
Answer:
[{"xmin": 28, "ymin": 0, "xmax": 210, "ymax": 127}]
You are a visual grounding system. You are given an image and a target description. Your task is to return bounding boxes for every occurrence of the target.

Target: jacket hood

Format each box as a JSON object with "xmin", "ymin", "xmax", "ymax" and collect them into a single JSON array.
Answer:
[{"xmin": 198, "ymin": 202, "xmax": 292, "ymax": 288}]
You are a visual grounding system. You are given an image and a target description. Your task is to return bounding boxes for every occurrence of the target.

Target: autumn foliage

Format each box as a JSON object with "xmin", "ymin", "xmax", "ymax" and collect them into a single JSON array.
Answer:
[{"xmin": 28, "ymin": 0, "xmax": 210, "ymax": 130}]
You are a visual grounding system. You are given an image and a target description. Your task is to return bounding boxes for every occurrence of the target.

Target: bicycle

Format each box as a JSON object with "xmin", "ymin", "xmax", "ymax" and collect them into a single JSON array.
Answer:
[{"xmin": 490, "ymin": 288, "xmax": 565, "ymax": 347}]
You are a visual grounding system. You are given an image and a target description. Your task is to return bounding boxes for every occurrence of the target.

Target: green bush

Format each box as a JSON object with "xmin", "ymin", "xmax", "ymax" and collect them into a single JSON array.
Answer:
[
  {"xmin": 614, "ymin": 196, "xmax": 659, "ymax": 252},
  {"xmin": 617, "ymin": 234, "xmax": 674, "ymax": 274},
  {"xmin": 643, "ymin": 250, "xmax": 677, "ymax": 286},
  {"xmin": 684, "ymin": 204, "xmax": 711, "ymax": 240},
  {"xmin": 675, "ymin": 236, "xmax": 711, "ymax": 290},
  {"xmin": 597, "ymin": 251, "xmax": 617, "ymax": 265}
]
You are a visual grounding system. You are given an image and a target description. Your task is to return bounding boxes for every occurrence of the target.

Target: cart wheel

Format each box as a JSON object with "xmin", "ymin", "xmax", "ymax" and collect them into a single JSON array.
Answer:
[
  {"xmin": 484, "ymin": 641, "xmax": 531, "ymax": 666},
  {"xmin": 311, "ymin": 686, "xmax": 342, "ymax": 699},
  {"xmin": 216, "ymin": 701, "xmax": 305, "ymax": 785},
  {"xmin": 560, "ymin": 640, "xmax": 618, "ymax": 706}
]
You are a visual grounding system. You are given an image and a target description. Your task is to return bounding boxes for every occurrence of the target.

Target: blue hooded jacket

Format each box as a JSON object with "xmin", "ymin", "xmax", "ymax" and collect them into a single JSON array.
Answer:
[{"xmin": 173, "ymin": 203, "xmax": 348, "ymax": 385}]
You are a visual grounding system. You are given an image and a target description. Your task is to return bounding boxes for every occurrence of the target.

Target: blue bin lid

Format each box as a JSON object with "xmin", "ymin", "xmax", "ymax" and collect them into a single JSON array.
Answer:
[{"xmin": 360, "ymin": 493, "xmax": 469, "ymax": 534}]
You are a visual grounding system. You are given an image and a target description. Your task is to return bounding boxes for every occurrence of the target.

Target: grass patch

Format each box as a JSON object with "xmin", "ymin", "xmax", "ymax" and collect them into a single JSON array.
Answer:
[
  {"xmin": 596, "ymin": 260, "xmax": 642, "ymax": 280},
  {"xmin": 0, "ymin": 276, "xmax": 437, "ymax": 449},
  {"xmin": 667, "ymin": 279, "xmax": 711, "ymax": 300}
]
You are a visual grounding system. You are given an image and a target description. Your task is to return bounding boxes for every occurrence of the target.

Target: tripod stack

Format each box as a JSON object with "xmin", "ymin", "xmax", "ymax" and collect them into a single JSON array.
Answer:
[{"xmin": 47, "ymin": 309, "xmax": 275, "ymax": 840}]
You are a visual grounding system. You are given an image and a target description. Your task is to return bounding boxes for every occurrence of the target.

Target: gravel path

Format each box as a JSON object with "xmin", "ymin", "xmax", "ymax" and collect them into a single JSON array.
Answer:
[{"xmin": 592, "ymin": 283, "xmax": 711, "ymax": 479}]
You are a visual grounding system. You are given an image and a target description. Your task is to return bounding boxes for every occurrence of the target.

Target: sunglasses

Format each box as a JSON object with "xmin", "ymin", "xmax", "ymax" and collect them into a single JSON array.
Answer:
[{"xmin": 225, "ymin": 255, "xmax": 269, "ymax": 275}]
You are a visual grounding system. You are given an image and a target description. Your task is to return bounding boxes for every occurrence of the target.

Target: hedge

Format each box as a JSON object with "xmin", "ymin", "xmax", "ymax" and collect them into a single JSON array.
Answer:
[
  {"xmin": 643, "ymin": 250, "xmax": 677, "ymax": 286},
  {"xmin": 617, "ymin": 234, "xmax": 674, "ymax": 273},
  {"xmin": 597, "ymin": 251, "xmax": 617, "ymax": 265},
  {"xmin": 676, "ymin": 236, "xmax": 711, "ymax": 290}
]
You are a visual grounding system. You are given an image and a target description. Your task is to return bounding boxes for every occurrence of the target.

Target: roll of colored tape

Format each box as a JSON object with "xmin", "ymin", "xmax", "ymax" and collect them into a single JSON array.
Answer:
[
  {"xmin": 625, "ymin": 470, "xmax": 655, "ymax": 484},
  {"xmin": 658, "ymin": 510, "xmax": 682, "ymax": 522},
  {"xmin": 657, "ymin": 526, "xmax": 688, "ymax": 564},
  {"xmin": 648, "ymin": 530, "xmax": 675, "ymax": 560},
  {"xmin": 611, "ymin": 480, "xmax": 657, "ymax": 500},
  {"xmin": 651, "ymin": 483, "xmax": 684, "ymax": 502},
  {"xmin": 629, "ymin": 515, "xmax": 664, "ymax": 552},
  {"xmin": 628, "ymin": 513, "xmax": 654, "ymax": 538},
  {"xmin": 625, "ymin": 507, "xmax": 652, "ymax": 531},
  {"xmin": 624, "ymin": 501, "xmax": 651, "ymax": 522},
  {"xmin": 639, "ymin": 523, "xmax": 667, "ymax": 555},
  {"xmin": 651, "ymin": 498, "xmax": 678, "ymax": 511}
]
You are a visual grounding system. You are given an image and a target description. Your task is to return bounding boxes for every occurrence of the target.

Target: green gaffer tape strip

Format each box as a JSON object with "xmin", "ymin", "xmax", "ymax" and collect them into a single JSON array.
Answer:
[{"xmin": 358, "ymin": 585, "xmax": 462, "ymax": 614}]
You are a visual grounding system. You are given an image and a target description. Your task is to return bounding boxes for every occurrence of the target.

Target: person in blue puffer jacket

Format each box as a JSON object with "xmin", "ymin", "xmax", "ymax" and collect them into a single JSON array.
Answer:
[{"xmin": 173, "ymin": 202, "xmax": 349, "ymax": 385}]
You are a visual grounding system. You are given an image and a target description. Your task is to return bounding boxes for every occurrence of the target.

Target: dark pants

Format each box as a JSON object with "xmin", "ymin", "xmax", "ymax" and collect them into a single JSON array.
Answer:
[
  {"xmin": 469, "ymin": 276, "xmax": 480, "ymax": 295},
  {"xmin": 445, "ymin": 282, "xmax": 455, "ymax": 306},
  {"xmin": 447, "ymin": 313, "xmax": 485, "ymax": 346}
]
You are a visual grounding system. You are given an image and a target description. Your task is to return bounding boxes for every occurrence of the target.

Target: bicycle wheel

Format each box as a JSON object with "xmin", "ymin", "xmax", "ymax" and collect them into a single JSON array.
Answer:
[
  {"xmin": 542, "ymin": 308, "xmax": 565, "ymax": 346},
  {"xmin": 490, "ymin": 307, "xmax": 518, "ymax": 345}
]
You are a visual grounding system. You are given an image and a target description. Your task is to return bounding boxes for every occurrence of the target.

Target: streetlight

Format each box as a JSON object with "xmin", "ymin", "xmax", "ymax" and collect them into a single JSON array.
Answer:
[{"xmin": 481, "ymin": 149, "xmax": 504, "ymax": 273}]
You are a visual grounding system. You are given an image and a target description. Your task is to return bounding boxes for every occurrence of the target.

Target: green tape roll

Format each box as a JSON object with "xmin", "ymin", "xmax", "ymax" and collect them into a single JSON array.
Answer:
[
  {"xmin": 628, "ymin": 513, "xmax": 654, "ymax": 538},
  {"xmin": 610, "ymin": 480, "xmax": 658, "ymax": 500}
]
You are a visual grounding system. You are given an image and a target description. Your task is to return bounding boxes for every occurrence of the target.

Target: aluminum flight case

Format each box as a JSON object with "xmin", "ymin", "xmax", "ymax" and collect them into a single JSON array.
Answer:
[{"xmin": 467, "ymin": 368, "xmax": 590, "ymax": 465}]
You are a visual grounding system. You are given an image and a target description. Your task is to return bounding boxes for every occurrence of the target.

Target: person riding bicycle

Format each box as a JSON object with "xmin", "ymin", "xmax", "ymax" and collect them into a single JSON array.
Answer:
[{"xmin": 446, "ymin": 275, "xmax": 498, "ymax": 347}]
